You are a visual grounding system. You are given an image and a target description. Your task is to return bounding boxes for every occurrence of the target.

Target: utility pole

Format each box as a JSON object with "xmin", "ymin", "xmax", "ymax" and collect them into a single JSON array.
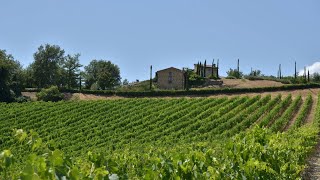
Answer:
[
  {"xmin": 294, "ymin": 61, "xmax": 297, "ymax": 79},
  {"xmin": 150, "ymin": 65, "xmax": 152, "ymax": 90}
]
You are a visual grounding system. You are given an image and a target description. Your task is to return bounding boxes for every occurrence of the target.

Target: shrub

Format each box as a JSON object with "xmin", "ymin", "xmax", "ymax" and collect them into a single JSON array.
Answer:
[
  {"xmin": 15, "ymin": 96, "xmax": 31, "ymax": 103},
  {"xmin": 188, "ymin": 73, "xmax": 205, "ymax": 87},
  {"xmin": 226, "ymin": 68, "xmax": 243, "ymax": 79},
  {"xmin": 36, "ymin": 86, "xmax": 64, "ymax": 102}
]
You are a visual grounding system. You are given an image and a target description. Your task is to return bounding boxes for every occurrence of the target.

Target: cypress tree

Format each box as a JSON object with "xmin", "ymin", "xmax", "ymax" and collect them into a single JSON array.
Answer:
[
  {"xmin": 217, "ymin": 59, "xmax": 219, "ymax": 78},
  {"xmin": 204, "ymin": 60, "xmax": 207, "ymax": 77},
  {"xmin": 212, "ymin": 59, "xmax": 214, "ymax": 77},
  {"xmin": 308, "ymin": 70, "xmax": 310, "ymax": 82},
  {"xmin": 200, "ymin": 62, "xmax": 202, "ymax": 77},
  {"xmin": 196, "ymin": 61, "xmax": 200, "ymax": 75},
  {"xmin": 237, "ymin": 59, "xmax": 240, "ymax": 78},
  {"xmin": 279, "ymin": 64, "xmax": 282, "ymax": 79},
  {"xmin": 150, "ymin": 65, "xmax": 152, "ymax": 90}
]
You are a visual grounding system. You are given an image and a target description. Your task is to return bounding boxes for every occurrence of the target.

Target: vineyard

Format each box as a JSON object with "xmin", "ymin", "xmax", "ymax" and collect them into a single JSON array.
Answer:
[{"xmin": 0, "ymin": 94, "xmax": 319, "ymax": 179}]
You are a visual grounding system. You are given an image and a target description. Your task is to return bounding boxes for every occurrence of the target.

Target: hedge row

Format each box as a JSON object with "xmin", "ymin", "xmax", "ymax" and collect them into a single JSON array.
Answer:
[{"xmin": 23, "ymin": 83, "xmax": 320, "ymax": 97}]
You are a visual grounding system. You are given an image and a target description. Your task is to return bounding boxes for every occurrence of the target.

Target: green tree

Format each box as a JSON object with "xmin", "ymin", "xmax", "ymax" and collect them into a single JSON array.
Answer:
[
  {"xmin": 84, "ymin": 60, "xmax": 121, "ymax": 90},
  {"xmin": 122, "ymin": 79, "xmax": 129, "ymax": 85},
  {"xmin": 32, "ymin": 44, "xmax": 65, "ymax": 88},
  {"xmin": 63, "ymin": 54, "xmax": 82, "ymax": 89},
  {"xmin": 227, "ymin": 68, "xmax": 243, "ymax": 79},
  {"xmin": 249, "ymin": 69, "xmax": 262, "ymax": 76},
  {"xmin": 22, "ymin": 65, "xmax": 36, "ymax": 88},
  {"xmin": 313, "ymin": 72, "xmax": 320, "ymax": 82},
  {"xmin": 204, "ymin": 60, "xmax": 207, "ymax": 77},
  {"xmin": 0, "ymin": 50, "xmax": 23, "ymax": 102},
  {"xmin": 36, "ymin": 86, "xmax": 64, "ymax": 102}
]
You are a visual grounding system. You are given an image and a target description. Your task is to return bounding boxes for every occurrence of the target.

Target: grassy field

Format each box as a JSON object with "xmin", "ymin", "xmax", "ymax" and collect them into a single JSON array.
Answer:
[{"xmin": 0, "ymin": 94, "xmax": 319, "ymax": 179}]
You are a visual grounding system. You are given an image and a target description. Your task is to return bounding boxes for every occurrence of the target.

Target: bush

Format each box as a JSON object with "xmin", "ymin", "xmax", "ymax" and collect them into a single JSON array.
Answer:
[
  {"xmin": 15, "ymin": 96, "xmax": 31, "ymax": 103},
  {"xmin": 36, "ymin": 86, "xmax": 64, "ymax": 102},
  {"xmin": 188, "ymin": 73, "xmax": 205, "ymax": 87},
  {"xmin": 225, "ymin": 76, "xmax": 237, "ymax": 79},
  {"xmin": 226, "ymin": 68, "xmax": 243, "ymax": 79}
]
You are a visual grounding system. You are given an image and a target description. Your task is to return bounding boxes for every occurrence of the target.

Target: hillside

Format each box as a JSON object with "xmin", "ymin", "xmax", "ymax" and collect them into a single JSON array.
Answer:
[
  {"xmin": 221, "ymin": 78, "xmax": 284, "ymax": 88},
  {"xmin": 0, "ymin": 94, "xmax": 319, "ymax": 178}
]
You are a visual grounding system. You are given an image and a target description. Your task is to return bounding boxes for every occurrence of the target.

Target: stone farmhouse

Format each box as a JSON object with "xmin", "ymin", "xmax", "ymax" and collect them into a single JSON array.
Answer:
[
  {"xmin": 155, "ymin": 63, "xmax": 221, "ymax": 90},
  {"xmin": 155, "ymin": 67, "xmax": 185, "ymax": 90}
]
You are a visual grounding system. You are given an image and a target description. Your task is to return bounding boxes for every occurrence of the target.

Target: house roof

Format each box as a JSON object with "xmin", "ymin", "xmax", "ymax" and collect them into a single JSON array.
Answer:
[{"xmin": 156, "ymin": 67, "xmax": 183, "ymax": 73}]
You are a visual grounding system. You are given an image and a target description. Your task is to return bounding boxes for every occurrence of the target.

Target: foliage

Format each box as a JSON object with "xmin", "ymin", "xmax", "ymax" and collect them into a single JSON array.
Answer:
[
  {"xmin": 227, "ymin": 68, "xmax": 243, "ymax": 79},
  {"xmin": 188, "ymin": 71, "xmax": 205, "ymax": 87},
  {"xmin": 0, "ymin": 95, "xmax": 319, "ymax": 178},
  {"xmin": 14, "ymin": 96, "xmax": 31, "ymax": 103},
  {"xmin": 63, "ymin": 53, "xmax": 82, "ymax": 89},
  {"xmin": 117, "ymin": 80, "xmax": 155, "ymax": 91},
  {"xmin": 0, "ymin": 49, "xmax": 24, "ymax": 102},
  {"xmin": 291, "ymin": 94, "xmax": 312, "ymax": 129},
  {"xmin": 249, "ymin": 69, "xmax": 262, "ymax": 76},
  {"xmin": 46, "ymin": 83, "xmax": 320, "ymax": 97},
  {"xmin": 122, "ymin": 79, "xmax": 129, "ymax": 85},
  {"xmin": 84, "ymin": 60, "xmax": 121, "ymax": 90},
  {"xmin": 0, "ymin": 122, "xmax": 318, "ymax": 179},
  {"xmin": 32, "ymin": 44, "xmax": 65, "ymax": 88},
  {"xmin": 311, "ymin": 72, "xmax": 320, "ymax": 83},
  {"xmin": 36, "ymin": 86, "xmax": 64, "ymax": 102}
]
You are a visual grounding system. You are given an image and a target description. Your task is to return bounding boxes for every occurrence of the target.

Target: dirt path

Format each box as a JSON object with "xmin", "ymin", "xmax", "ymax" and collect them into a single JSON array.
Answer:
[
  {"xmin": 305, "ymin": 96, "xmax": 318, "ymax": 124},
  {"xmin": 302, "ymin": 95, "xmax": 318, "ymax": 179},
  {"xmin": 283, "ymin": 98, "xmax": 303, "ymax": 131},
  {"xmin": 303, "ymin": 141, "xmax": 320, "ymax": 180}
]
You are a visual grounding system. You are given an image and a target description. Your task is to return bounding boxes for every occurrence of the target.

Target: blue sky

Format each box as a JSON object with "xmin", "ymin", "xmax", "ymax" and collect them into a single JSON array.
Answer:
[{"xmin": 1, "ymin": 0, "xmax": 319, "ymax": 82}]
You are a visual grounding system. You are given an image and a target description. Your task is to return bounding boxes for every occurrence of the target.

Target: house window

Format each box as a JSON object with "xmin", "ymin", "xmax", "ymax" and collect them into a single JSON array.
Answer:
[{"xmin": 168, "ymin": 72, "xmax": 173, "ymax": 83}]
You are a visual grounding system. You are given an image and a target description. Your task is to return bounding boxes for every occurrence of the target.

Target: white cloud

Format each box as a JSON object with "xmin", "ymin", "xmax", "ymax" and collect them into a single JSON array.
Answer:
[{"xmin": 298, "ymin": 61, "xmax": 320, "ymax": 76}]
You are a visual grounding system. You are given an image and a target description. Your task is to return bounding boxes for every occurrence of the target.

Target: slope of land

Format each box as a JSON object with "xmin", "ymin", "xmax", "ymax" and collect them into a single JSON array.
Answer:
[
  {"xmin": 221, "ymin": 78, "xmax": 284, "ymax": 88},
  {"xmin": 0, "ymin": 94, "xmax": 318, "ymax": 178},
  {"xmin": 0, "ymin": 95, "xmax": 311, "ymax": 155}
]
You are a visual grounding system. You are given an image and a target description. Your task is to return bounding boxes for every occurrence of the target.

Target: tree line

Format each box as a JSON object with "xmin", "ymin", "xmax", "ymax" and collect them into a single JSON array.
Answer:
[{"xmin": 0, "ymin": 44, "xmax": 121, "ymax": 102}]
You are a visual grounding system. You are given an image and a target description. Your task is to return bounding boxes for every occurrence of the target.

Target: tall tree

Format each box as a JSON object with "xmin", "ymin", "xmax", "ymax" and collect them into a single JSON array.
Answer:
[
  {"xmin": 84, "ymin": 60, "xmax": 121, "ymax": 90},
  {"xmin": 217, "ymin": 59, "xmax": 219, "ymax": 78},
  {"xmin": 204, "ymin": 60, "xmax": 207, "ymax": 77},
  {"xmin": 63, "ymin": 54, "xmax": 82, "ymax": 89},
  {"xmin": 196, "ymin": 62, "xmax": 200, "ymax": 75},
  {"xmin": 0, "ymin": 50, "xmax": 22, "ymax": 102},
  {"xmin": 279, "ymin": 64, "xmax": 282, "ymax": 79},
  {"xmin": 150, "ymin": 65, "xmax": 152, "ymax": 90},
  {"xmin": 237, "ymin": 59, "xmax": 240, "ymax": 78},
  {"xmin": 32, "ymin": 44, "xmax": 65, "ymax": 88},
  {"xmin": 211, "ymin": 59, "xmax": 214, "ymax": 77},
  {"xmin": 199, "ymin": 62, "xmax": 202, "ymax": 77}
]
